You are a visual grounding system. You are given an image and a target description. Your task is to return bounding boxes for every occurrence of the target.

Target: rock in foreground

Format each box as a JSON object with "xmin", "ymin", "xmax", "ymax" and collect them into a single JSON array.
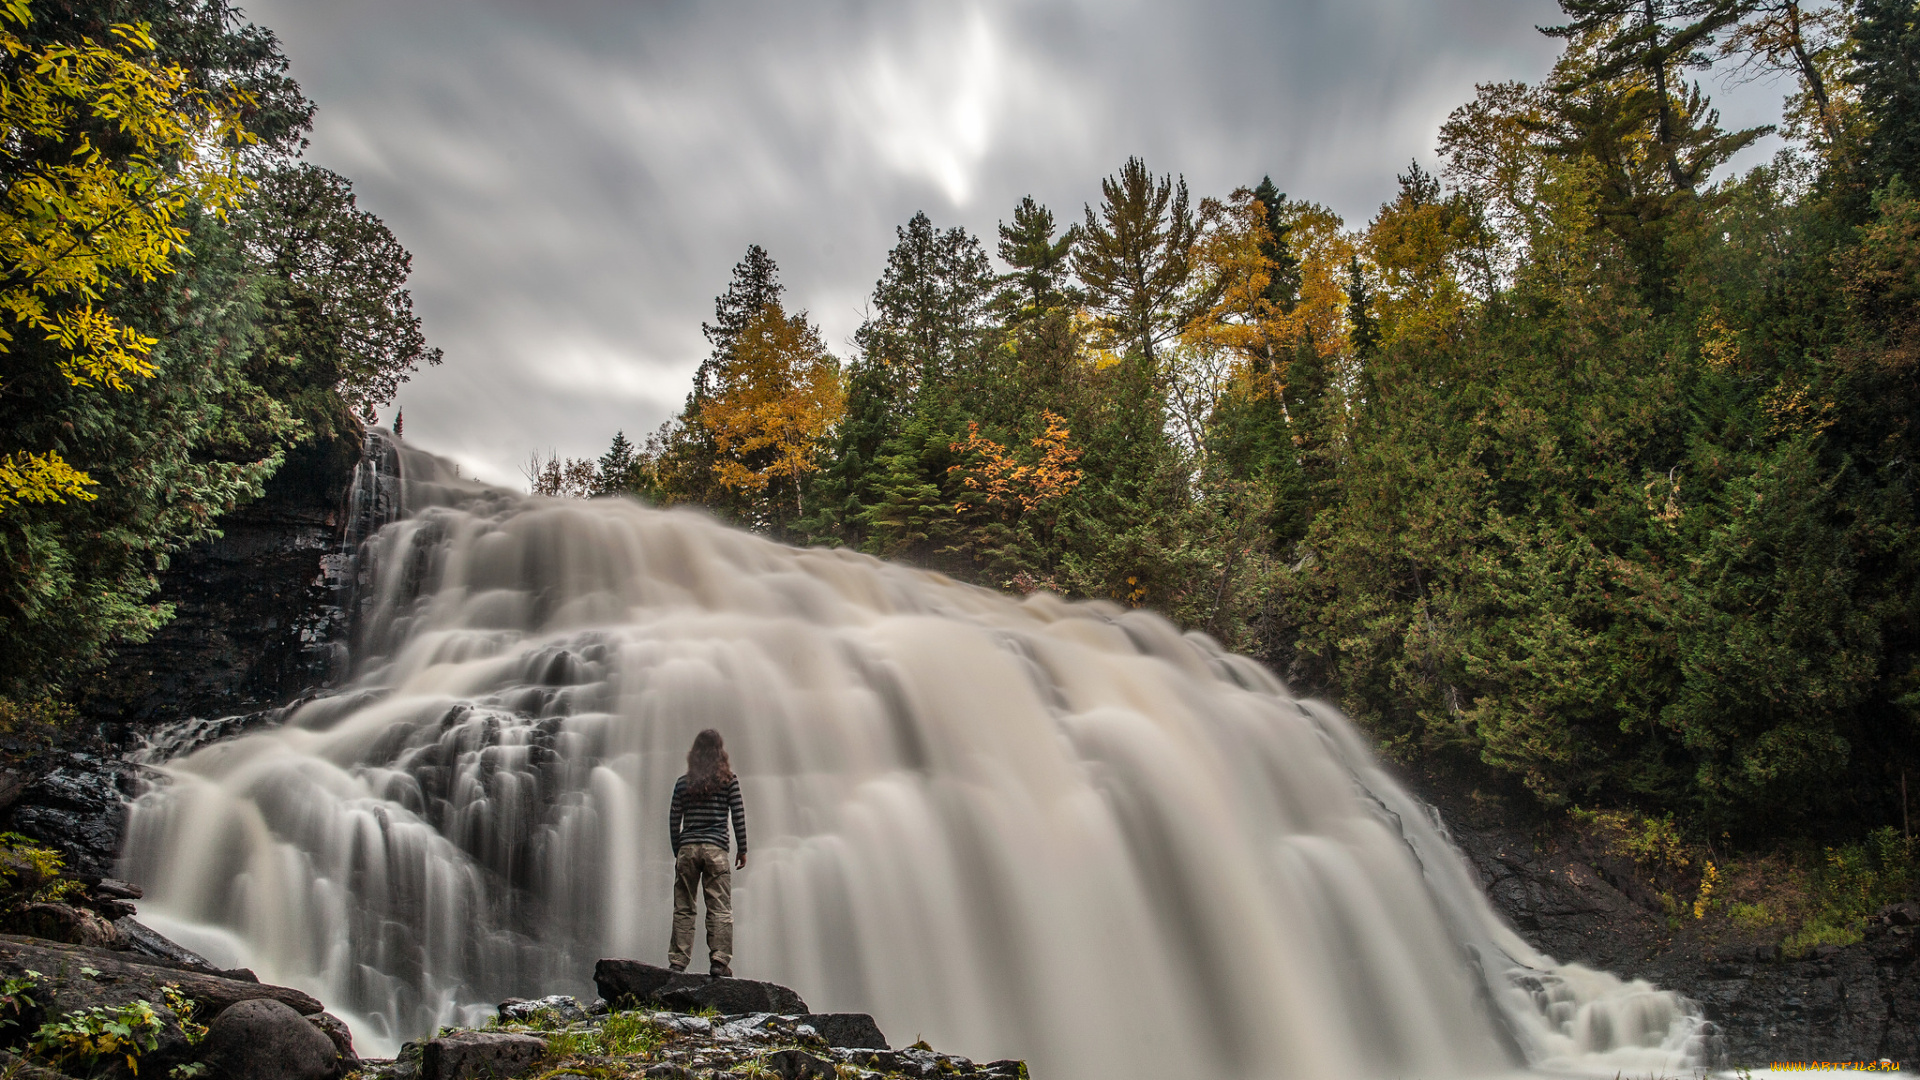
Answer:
[
  {"xmin": 366, "ymin": 972, "xmax": 1026, "ymax": 1080},
  {"xmin": 595, "ymin": 959, "xmax": 808, "ymax": 1015}
]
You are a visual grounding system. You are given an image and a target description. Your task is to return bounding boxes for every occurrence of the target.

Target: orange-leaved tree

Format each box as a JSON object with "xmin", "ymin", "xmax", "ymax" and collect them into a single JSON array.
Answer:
[{"xmin": 697, "ymin": 301, "xmax": 845, "ymax": 536}]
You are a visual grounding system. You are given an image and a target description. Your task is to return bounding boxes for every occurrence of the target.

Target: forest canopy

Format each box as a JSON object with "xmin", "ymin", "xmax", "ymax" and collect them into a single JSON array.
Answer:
[
  {"xmin": 543, "ymin": 0, "xmax": 1920, "ymax": 843},
  {"xmin": 0, "ymin": 0, "xmax": 437, "ymax": 694}
]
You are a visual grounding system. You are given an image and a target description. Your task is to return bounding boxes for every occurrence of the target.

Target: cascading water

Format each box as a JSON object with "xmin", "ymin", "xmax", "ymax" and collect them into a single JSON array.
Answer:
[{"xmin": 120, "ymin": 443, "xmax": 1718, "ymax": 1079}]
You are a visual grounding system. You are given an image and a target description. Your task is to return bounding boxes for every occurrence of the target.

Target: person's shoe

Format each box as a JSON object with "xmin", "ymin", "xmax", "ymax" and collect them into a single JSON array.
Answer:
[
  {"xmin": 668, "ymin": 962, "xmax": 686, "ymax": 973},
  {"xmin": 709, "ymin": 962, "xmax": 732, "ymax": 978}
]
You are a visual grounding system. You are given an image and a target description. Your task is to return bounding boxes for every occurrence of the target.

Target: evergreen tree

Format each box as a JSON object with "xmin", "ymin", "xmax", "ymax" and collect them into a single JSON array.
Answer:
[
  {"xmin": 595, "ymin": 431, "xmax": 639, "ymax": 496},
  {"xmin": 1849, "ymin": 0, "xmax": 1920, "ymax": 187},
  {"xmin": 1544, "ymin": 0, "xmax": 1761, "ymax": 192},
  {"xmin": 1072, "ymin": 157, "xmax": 1203, "ymax": 380},
  {"xmin": 1250, "ymin": 176, "xmax": 1301, "ymax": 311},
  {"xmin": 993, "ymin": 196, "xmax": 1079, "ymax": 319},
  {"xmin": 694, "ymin": 245, "xmax": 784, "ymax": 405}
]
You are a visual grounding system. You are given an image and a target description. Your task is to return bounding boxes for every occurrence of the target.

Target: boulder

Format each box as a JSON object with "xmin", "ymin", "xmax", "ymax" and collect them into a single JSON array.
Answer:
[
  {"xmin": 800, "ymin": 1012, "xmax": 888, "ymax": 1049},
  {"xmin": 496, "ymin": 994, "xmax": 587, "ymax": 1024},
  {"xmin": 422, "ymin": 1030, "xmax": 549, "ymax": 1080},
  {"xmin": 593, "ymin": 959, "xmax": 807, "ymax": 1015},
  {"xmin": 306, "ymin": 1011, "xmax": 360, "ymax": 1069},
  {"xmin": 0, "ymin": 934, "xmax": 322, "ymax": 1023},
  {"xmin": 197, "ymin": 998, "xmax": 340, "ymax": 1080},
  {"xmin": 17, "ymin": 902, "xmax": 122, "ymax": 949}
]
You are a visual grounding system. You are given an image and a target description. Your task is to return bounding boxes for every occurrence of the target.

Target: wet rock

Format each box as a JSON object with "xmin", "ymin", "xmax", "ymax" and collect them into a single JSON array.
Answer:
[
  {"xmin": 80, "ymin": 430, "xmax": 366, "ymax": 728},
  {"xmin": 422, "ymin": 1030, "xmax": 548, "ymax": 1080},
  {"xmin": 307, "ymin": 1011, "xmax": 361, "ymax": 1070},
  {"xmin": 18, "ymin": 902, "xmax": 121, "ymax": 949},
  {"xmin": 593, "ymin": 959, "xmax": 807, "ymax": 1015},
  {"xmin": 198, "ymin": 998, "xmax": 341, "ymax": 1080},
  {"xmin": 496, "ymin": 994, "xmax": 587, "ymax": 1024},
  {"xmin": 8, "ymin": 759, "xmax": 129, "ymax": 879},
  {"xmin": 93, "ymin": 878, "xmax": 142, "ymax": 901},
  {"xmin": 0, "ymin": 934, "xmax": 322, "ymax": 1021},
  {"xmin": 799, "ymin": 1012, "xmax": 888, "ymax": 1049}
]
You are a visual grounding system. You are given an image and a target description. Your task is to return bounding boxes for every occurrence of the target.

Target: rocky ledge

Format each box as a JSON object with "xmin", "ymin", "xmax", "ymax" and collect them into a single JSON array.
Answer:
[
  {"xmin": 366, "ymin": 961, "xmax": 1027, "ymax": 1080},
  {"xmin": 1418, "ymin": 776, "xmax": 1920, "ymax": 1067}
]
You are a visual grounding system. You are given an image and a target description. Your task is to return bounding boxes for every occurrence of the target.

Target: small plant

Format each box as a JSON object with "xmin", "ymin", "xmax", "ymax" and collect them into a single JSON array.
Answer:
[
  {"xmin": 158, "ymin": 985, "xmax": 206, "ymax": 1045},
  {"xmin": 168, "ymin": 1064, "xmax": 208, "ymax": 1078},
  {"xmin": 545, "ymin": 1010, "xmax": 666, "ymax": 1059},
  {"xmin": 1692, "ymin": 861, "xmax": 1720, "ymax": 919},
  {"xmin": 0, "ymin": 833, "xmax": 84, "ymax": 909},
  {"xmin": 1570, "ymin": 808, "xmax": 1691, "ymax": 873},
  {"xmin": 31, "ymin": 999, "xmax": 166, "ymax": 1075},
  {"xmin": 1725, "ymin": 900, "xmax": 1778, "ymax": 930},
  {"xmin": 1781, "ymin": 827, "xmax": 1918, "ymax": 957},
  {"xmin": 0, "ymin": 971, "xmax": 38, "ymax": 1031}
]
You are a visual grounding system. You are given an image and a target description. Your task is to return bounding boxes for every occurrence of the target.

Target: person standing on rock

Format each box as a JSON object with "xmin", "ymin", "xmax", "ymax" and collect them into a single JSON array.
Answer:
[{"xmin": 668, "ymin": 728, "xmax": 747, "ymax": 977}]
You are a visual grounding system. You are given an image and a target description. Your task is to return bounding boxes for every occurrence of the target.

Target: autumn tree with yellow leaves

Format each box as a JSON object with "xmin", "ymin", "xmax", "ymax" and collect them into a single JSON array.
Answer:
[
  {"xmin": 694, "ymin": 302, "xmax": 845, "ymax": 537},
  {"xmin": 0, "ymin": 0, "xmax": 438, "ymax": 696},
  {"xmin": 0, "ymin": 0, "xmax": 253, "ymax": 511}
]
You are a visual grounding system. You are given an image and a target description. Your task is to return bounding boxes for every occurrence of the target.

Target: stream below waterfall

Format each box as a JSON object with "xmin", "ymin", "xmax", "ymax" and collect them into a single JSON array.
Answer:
[{"xmin": 118, "ymin": 435, "xmax": 1721, "ymax": 1080}]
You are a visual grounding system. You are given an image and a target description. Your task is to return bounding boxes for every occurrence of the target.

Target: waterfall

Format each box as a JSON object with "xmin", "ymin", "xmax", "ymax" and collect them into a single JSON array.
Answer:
[{"xmin": 119, "ymin": 449, "xmax": 1717, "ymax": 1079}]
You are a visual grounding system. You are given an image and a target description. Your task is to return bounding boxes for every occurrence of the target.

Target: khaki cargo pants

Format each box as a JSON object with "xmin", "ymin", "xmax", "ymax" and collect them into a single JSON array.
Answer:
[{"xmin": 668, "ymin": 842, "xmax": 733, "ymax": 970}]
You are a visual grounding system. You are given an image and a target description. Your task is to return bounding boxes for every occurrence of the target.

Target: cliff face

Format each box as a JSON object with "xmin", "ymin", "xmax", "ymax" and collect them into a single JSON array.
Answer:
[
  {"xmin": 77, "ymin": 429, "xmax": 364, "ymax": 729},
  {"xmin": 3, "ymin": 429, "xmax": 367, "ymax": 878},
  {"xmin": 1408, "ymin": 768, "xmax": 1920, "ymax": 1068}
]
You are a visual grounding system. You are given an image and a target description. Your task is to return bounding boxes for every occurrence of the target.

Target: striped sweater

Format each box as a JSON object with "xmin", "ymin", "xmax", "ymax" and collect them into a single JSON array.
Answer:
[{"xmin": 670, "ymin": 774, "xmax": 747, "ymax": 854}]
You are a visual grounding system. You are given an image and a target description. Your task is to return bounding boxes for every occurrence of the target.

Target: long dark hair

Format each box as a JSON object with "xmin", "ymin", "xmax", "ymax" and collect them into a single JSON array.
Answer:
[{"xmin": 685, "ymin": 729, "xmax": 734, "ymax": 796}]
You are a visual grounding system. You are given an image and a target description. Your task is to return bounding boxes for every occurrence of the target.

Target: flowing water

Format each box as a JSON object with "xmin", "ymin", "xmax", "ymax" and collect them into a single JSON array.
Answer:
[{"xmin": 120, "ymin": 438, "xmax": 1718, "ymax": 1079}]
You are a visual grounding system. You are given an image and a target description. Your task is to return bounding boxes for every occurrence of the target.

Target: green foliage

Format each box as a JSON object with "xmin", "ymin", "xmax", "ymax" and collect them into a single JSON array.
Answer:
[
  {"xmin": 595, "ymin": 1, "xmax": 1920, "ymax": 845},
  {"xmin": 31, "ymin": 999, "xmax": 165, "ymax": 1076},
  {"xmin": 0, "ymin": 833, "xmax": 82, "ymax": 909},
  {"xmin": 555, "ymin": 1011, "xmax": 666, "ymax": 1057},
  {"xmin": 157, "ymin": 986, "xmax": 204, "ymax": 1046},
  {"xmin": 0, "ymin": 1, "xmax": 436, "ymax": 697},
  {"xmin": 0, "ymin": 971, "xmax": 40, "ymax": 1033}
]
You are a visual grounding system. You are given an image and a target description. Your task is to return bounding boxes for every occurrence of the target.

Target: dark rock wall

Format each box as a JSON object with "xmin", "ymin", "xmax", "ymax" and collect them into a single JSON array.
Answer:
[
  {"xmin": 1415, "ymin": 770, "xmax": 1920, "ymax": 1067},
  {"xmin": 78, "ymin": 429, "xmax": 364, "ymax": 728},
  {"xmin": 3, "ymin": 429, "xmax": 367, "ymax": 877}
]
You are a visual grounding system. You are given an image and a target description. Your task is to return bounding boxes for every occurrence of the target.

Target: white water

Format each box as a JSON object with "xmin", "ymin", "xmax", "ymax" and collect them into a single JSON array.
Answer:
[{"xmin": 121, "ymin": 439, "xmax": 1717, "ymax": 1079}]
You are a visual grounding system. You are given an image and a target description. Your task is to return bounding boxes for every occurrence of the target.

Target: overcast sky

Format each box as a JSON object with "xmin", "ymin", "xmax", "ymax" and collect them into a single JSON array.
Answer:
[{"xmin": 240, "ymin": 0, "xmax": 1790, "ymax": 486}]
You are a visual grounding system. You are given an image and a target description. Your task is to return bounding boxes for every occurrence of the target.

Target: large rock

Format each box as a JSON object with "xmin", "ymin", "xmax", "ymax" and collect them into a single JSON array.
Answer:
[
  {"xmin": 801, "ymin": 1012, "xmax": 889, "ymax": 1049},
  {"xmin": 16, "ymin": 902, "xmax": 122, "ymax": 950},
  {"xmin": 198, "ymin": 998, "xmax": 341, "ymax": 1080},
  {"xmin": 306, "ymin": 1011, "xmax": 361, "ymax": 1070},
  {"xmin": 422, "ymin": 1030, "xmax": 548, "ymax": 1080},
  {"xmin": 593, "ymin": 959, "xmax": 807, "ymax": 1015},
  {"xmin": 114, "ymin": 916, "xmax": 223, "ymax": 972},
  {"xmin": 0, "ymin": 935, "xmax": 322, "ymax": 1024}
]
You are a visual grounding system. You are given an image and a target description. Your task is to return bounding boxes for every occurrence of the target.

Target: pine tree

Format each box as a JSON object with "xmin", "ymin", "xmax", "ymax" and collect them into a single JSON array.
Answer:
[
  {"xmin": 595, "ymin": 430, "xmax": 639, "ymax": 496},
  {"xmin": 694, "ymin": 245, "xmax": 784, "ymax": 405},
  {"xmin": 993, "ymin": 196, "xmax": 1079, "ymax": 318},
  {"xmin": 1850, "ymin": 0, "xmax": 1920, "ymax": 187},
  {"xmin": 1250, "ymin": 176, "xmax": 1301, "ymax": 311},
  {"xmin": 857, "ymin": 211, "xmax": 997, "ymax": 398},
  {"xmin": 1071, "ymin": 158, "xmax": 1202, "ymax": 380},
  {"xmin": 1543, "ymin": 0, "xmax": 1762, "ymax": 192}
]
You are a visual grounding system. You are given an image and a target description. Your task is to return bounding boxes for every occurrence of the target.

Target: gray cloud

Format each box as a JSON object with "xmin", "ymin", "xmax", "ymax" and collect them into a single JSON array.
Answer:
[{"xmin": 241, "ymin": 0, "xmax": 1783, "ymax": 484}]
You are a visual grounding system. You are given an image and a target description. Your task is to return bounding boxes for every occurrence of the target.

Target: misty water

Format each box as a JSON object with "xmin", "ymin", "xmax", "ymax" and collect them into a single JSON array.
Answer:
[{"xmin": 119, "ymin": 436, "xmax": 1716, "ymax": 1079}]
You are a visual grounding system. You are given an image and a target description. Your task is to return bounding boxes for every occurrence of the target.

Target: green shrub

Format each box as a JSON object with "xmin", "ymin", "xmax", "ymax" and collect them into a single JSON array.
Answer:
[
  {"xmin": 30, "ymin": 999, "xmax": 166, "ymax": 1075},
  {"xmin": 1783, "ymin": 827, "xmax": 1917, "ymax": 956},
  {"xmin": 544, "ymin": 1011, "xmax": 666, "ymax": 1059}
]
